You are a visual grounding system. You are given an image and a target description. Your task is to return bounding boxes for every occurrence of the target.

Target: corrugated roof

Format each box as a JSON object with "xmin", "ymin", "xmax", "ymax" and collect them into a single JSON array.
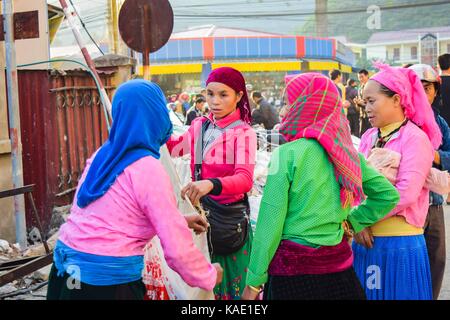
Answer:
[
  {"xmin": 367, "ymin": 26, "xmax": 450, "ymax": 45},
  {"xmin": 171, "ymin": 25, "xmax": 282, "ymax": 39}
]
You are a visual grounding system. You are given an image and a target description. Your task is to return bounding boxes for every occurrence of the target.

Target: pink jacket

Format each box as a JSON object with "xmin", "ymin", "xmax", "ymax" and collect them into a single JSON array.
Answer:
[
  {"xmin": 167, "ymin": 109, "xmax": 257, "ymax": 204},
  {"xmin": 59, "ymin": 154, "xmax": 217, "ymax": 291},
  {"xmin": 359, "ymin": 121, "xmax": 434, "ymax": 228}
]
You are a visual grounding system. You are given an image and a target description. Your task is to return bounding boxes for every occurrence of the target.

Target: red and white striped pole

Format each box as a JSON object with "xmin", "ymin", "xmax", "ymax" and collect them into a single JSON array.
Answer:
[{"xmin": 58, "ymin": 0, "xmax": 113, "ymax": 119}]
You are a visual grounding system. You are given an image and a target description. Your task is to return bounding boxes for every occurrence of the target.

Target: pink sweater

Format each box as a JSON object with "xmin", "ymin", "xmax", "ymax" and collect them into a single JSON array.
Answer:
[
  {"xmin": 167, "ymin": 109, "xmax": 257, "ymax": 204},
  {"xmin": 59, "ymin": 154, "xmax": 217, "ymax": 291},
  {"xmin": 359, "ymin": 121, "xmax": 434, "ymax": 228}
]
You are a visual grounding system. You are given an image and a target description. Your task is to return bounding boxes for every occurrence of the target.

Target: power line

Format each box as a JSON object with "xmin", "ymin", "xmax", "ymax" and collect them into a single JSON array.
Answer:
[
  {"xmin": 173, "ymin": 1, "xmax": 450, "ymax": 18},
  {"xmin": 68, "ymin": 0, "xmax": 105, "ymax": 55}
]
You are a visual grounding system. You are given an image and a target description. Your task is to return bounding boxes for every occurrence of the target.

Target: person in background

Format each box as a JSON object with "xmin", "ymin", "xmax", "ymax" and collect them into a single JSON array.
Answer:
[
  {"xmin": 354, "ymin": 63, "xmax": 442, "ymax": 300},
  {"xmin": 355, "ymin": 69, "xmax": 372, "ymax": 136},
  {"xmin": 346, "ymin": 79, "xmax": 361, "ymax": 137},
  {"xmin": 177, "ymin": 92, "xmax": 191, "ymax": 117},
  {"xmin": 437, "ymin": 54, "xmax": 450, "ymax": 126},
  {"xmin": 46, "ymin": 80, "xmax": 222, "ymax": 300},
  {"xmin": 250, "ymin": 91, "xmax": 280, "ymax": 130},
  {"xmin": 329, "ymin": 69, "xmax": 346, "ymax": 100},
  {"xmin": 242, "ymin": 73, "xmax": 399, "ymax": 300},
  {"xmin": 438, "ymin": 54, "xmax": 450, "ymax": 205},
  {"xmin": 185, "ymin": 96, "xmax": 206, "ymax": 126},
  {"xmin": 409, "ymin": 63, "xmax": 450, "ymax": 300}
]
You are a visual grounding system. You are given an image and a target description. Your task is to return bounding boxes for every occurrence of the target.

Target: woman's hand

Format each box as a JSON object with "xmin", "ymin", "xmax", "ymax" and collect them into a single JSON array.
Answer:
[
  {"xmin": 434, "ymin": 151, "xmax": 441, "ymax": 165},
  {"xmin": 353, "ymin": 227, "xmax": 374, "ymax": 249},
  {"xmin": 181, "ymin": 180, "xmax": 214, "ymax": 206},
  {"xmin": 185, "ymin": 214, "xmax": 209, "ymax": 235},
  {"xmin": 213, "ymin": 263, "xmax": 223, "ymax": 285},
  {"xmin": 241, "ymin": 285, "xmax": 261, "ymax": 300}
]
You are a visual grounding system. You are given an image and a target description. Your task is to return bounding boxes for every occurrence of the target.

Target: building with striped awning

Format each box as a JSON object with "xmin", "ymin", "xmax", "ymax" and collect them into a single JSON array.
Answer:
[{"xmin": 140, "ymin": 25, "xmax": 356, "ymax": 95}]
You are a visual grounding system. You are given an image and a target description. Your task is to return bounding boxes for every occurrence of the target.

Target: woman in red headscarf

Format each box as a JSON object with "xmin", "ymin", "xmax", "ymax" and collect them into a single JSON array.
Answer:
[
  {"xmin": 166, "ymin": 67, "xmax": 257, "ymax": 300},
  {"xmin": 241, "ymin": 73, "xmax": 399, "ymax": 300}
]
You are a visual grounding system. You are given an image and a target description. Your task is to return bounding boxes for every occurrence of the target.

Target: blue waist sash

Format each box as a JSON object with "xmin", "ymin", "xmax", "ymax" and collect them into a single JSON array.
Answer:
[{"xmin": 54, "ymin": 240, "xmax": 144, "ymax": 286}]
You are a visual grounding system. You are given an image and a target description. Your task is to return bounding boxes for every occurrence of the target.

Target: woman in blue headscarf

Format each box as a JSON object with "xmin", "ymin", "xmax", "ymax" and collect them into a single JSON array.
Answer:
[{"xmin": 46, "ymin": 80, "xmax": 222, "ymax": 300}]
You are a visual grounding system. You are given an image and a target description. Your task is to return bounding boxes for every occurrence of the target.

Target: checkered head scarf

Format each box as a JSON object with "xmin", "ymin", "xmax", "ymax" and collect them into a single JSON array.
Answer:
[{"xmin": 279, "ymin": 72, "xmax": 364, "ymax": 208}]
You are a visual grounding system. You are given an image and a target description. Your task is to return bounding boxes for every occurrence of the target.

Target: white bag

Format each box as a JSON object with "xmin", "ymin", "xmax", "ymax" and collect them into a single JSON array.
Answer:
[{"xmin": 142, "ymin": 146, "xmax": 214, "ymax": 300}]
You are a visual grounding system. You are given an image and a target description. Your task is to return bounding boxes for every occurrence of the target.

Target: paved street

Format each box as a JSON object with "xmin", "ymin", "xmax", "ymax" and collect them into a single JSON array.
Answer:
[
  {"xmin": 438, "ymin": 204, "xmax": 450, "ymax": 300},
  {"xmin": 2, "ymin": 205, "xmax": 450, "ymax": 300}
]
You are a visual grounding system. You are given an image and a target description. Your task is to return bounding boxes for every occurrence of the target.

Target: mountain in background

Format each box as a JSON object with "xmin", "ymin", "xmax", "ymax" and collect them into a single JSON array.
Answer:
[{"xmin": 298, "ymin": 0, "xmax": 450, "ymax": 43}]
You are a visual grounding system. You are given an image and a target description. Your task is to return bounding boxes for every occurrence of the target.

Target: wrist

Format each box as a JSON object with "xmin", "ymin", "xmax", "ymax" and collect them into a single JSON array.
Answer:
[
  {"xmin": 208, "ymin": 178, "xmax": 223, "ymax": 195},
  {"xmin": 248, "ymin": 285, "xmax": 262, "ymax": 293}
]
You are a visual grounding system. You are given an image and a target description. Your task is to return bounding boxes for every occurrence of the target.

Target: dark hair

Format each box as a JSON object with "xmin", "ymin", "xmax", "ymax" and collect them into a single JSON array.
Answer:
[
  {"xmin": 195, "ymin": 97, "xmax": 206, "ymax": 104},
  {"xmin": 347, "ymin": 79, "xmax": 356, "ymax": 86},
  {"xmin": 358, "ymin": 69, "xmax": 369, "ymax": 76},
  {"xmin": 422, "ymin": 80, "xmax": 441, "ymax": 97},
  {"xmin": 402, "ymin": 63, "xmax": 414, "ymax": 69},
  {"xmin": 251, "ymin": 91, "xmax": 262, "ymax": 99},
  {"xmin": 329, "ymin": 69, "xmax": 341, "ymax": 80},
  {"xmin": 438, "ymin": 53, "xmax": 450, "ymax": 71},
  {"xmin": 373, "ymin": 80, "xmax": 397, "ymax": 98}
]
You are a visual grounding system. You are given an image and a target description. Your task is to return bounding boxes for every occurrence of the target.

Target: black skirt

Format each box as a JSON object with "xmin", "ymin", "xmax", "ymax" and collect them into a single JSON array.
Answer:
[
  {"xmin": 46, "ymin": 264, "xmax": 146, "ymax": 300},
  {"xmin": 263, "ymin": 267, "xmax": 366, "ymax": 300}
]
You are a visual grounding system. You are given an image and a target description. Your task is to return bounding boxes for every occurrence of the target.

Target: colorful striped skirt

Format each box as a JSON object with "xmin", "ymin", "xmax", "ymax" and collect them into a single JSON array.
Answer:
[
  {"xmin": 352, "ymin": 235, "xmax": 432, "ymax": 300},
  {"xmin": 211, "ymin": 230, "xmax": 253, "ymax": 300}
]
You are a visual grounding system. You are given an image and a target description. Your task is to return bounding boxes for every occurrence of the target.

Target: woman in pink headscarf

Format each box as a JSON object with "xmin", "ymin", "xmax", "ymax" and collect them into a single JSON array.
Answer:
[
  {"xmin": 166, "ymin": 67, "xmax": 257, "ymax": 300},
  {"xmin": 242, "ymin": 73, "xmax": 399, "ymax": 300},
  {"xmin": 354, "ymin": 63, "xmax": 442, "ymax": 300}
]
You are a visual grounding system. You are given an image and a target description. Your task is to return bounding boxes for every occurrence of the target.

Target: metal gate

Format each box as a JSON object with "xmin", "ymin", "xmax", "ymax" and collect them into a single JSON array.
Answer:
[{"xmin": 18, "ymin": 69, "xmax": 114, "ymax": 233}]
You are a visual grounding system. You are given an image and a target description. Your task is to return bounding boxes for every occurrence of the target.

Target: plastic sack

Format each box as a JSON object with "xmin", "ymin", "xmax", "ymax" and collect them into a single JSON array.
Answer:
[
  {"xmin": 142, "ymin": 146, "xmax": 214, "ymax": 300},
  {"xmin": 143, "ymin": 232, "xmax": 214, "ymax": 300},
  {"xmin": 426, "ymin": 168, "xmax": 450, "ymax": 195},
  {"xmin": 367, "ymin": 148, "xmax": 401, "ymax": 184},
  {"xmin": 367, "ymin": 147, "xmax": 450, "ymax": 195}
]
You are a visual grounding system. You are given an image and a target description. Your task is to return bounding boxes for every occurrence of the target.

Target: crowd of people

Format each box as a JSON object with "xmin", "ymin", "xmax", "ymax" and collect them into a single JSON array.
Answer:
[{"xmin": 45, "ymin": 53, "xmax": 450, "ymax": 300}]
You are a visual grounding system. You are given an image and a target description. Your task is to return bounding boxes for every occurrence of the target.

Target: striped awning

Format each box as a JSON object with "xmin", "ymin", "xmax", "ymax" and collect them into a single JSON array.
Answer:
[{"xmin": 212, "ymin": 61, "xmax": 302, "ymax": 72}]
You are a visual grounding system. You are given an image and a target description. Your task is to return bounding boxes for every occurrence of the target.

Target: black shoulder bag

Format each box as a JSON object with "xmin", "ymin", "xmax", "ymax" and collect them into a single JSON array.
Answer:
[{"xmin": 194, "ymin": 119, "xmax": 250, "ymax": 256}]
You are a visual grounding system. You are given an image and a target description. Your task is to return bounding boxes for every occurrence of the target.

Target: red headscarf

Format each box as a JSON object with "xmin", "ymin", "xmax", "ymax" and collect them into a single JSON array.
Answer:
[
  {"xmin": 206, "ymin": 67, "xmax": 252, "ymax": 124},
  {"xmin": 279, "ymin": 73, "xmax": 364, "ymax": 208}
]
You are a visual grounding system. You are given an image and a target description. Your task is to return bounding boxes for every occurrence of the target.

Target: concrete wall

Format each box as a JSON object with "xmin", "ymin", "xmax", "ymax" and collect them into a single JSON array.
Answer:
[
  {"xmin": 440, "ymin": 40, "xmax": 450, "ymax": 55},
  {"xmin": 0, "ymin": 0, "xmax": 49, "ymax": 242},
  {"xmin": 14, "ymin": 0, "xmax": 50, "ymax": 67},
  {"xmin": 0, "ymin": 3, "xmax": 15, "ymax": 242},
  {"xmin": 386, "ymin": 43, "xmax": 420, "ymax": 64},
  {"xmin": 366, "ymin": 45, "xmax": 387, "ymax": 61}
]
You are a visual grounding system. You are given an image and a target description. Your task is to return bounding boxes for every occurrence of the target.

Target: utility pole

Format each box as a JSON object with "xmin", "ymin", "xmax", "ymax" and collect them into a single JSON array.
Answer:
[
  {"xmin": 109, "ymin": 0, "xmax": 120, "ymax": 54},
  {"xmin": 2, "ymin": 0, "xmax": 27, "ymax": 249},
  {"xmin": 315, "ymin": 0, "xmax": 328, "ymax": 38}
]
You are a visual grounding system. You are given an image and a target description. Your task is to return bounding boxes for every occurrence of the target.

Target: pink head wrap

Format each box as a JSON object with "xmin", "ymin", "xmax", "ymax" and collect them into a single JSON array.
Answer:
[
  {"xmin": 206, "ymin": 67, "xmax": 252, "ymax": 124},
  {"xmin": 371, "ymin": 62, "xmax": 442, "ymax": 149},
  {"xmin": 279, "ymin": 73, "xmax": 363, "ymax": 208}
]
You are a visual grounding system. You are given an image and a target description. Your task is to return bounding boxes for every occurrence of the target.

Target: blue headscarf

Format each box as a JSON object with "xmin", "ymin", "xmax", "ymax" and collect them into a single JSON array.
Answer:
[{"xmin": 77, "ymin": 80, "xmax": 173, "ymax": 208}]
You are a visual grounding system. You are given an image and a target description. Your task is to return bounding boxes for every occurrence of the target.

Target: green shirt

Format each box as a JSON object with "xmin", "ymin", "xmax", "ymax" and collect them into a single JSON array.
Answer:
[{"xmin": 246, "ymin": 138, "xmax": 400, "ymax": 287}]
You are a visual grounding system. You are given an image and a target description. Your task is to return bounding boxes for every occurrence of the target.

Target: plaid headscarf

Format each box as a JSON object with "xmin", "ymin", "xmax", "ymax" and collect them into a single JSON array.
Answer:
[
  {"xmin": 206, "ymin": 67, "xmax": 252, "ymax": 124},
  {"xmin": 279, "ymin": 73, "xmax": 364, "ymax": 208}
]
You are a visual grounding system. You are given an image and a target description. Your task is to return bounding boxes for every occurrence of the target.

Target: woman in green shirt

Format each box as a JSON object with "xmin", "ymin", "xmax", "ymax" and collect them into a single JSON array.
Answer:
[{"xmin": 242, "ymin": 73, "xmax": 400, "ymax": 300}]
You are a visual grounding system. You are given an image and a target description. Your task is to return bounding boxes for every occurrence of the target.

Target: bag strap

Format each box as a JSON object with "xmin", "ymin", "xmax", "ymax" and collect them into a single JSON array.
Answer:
[
  {"xmin": 194, "ymin": 118, "xmax": 245, "ymax": 181},
  {"xmin": 194, "ymin": 119, "xmax": 210, "ymax": 181}
]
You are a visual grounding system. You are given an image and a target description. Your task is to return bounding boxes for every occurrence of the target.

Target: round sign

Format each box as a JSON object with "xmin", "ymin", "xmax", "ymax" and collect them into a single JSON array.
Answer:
[{"xmin": 118, "ymin": 0, "xmax": 174, "ymax": 53}]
